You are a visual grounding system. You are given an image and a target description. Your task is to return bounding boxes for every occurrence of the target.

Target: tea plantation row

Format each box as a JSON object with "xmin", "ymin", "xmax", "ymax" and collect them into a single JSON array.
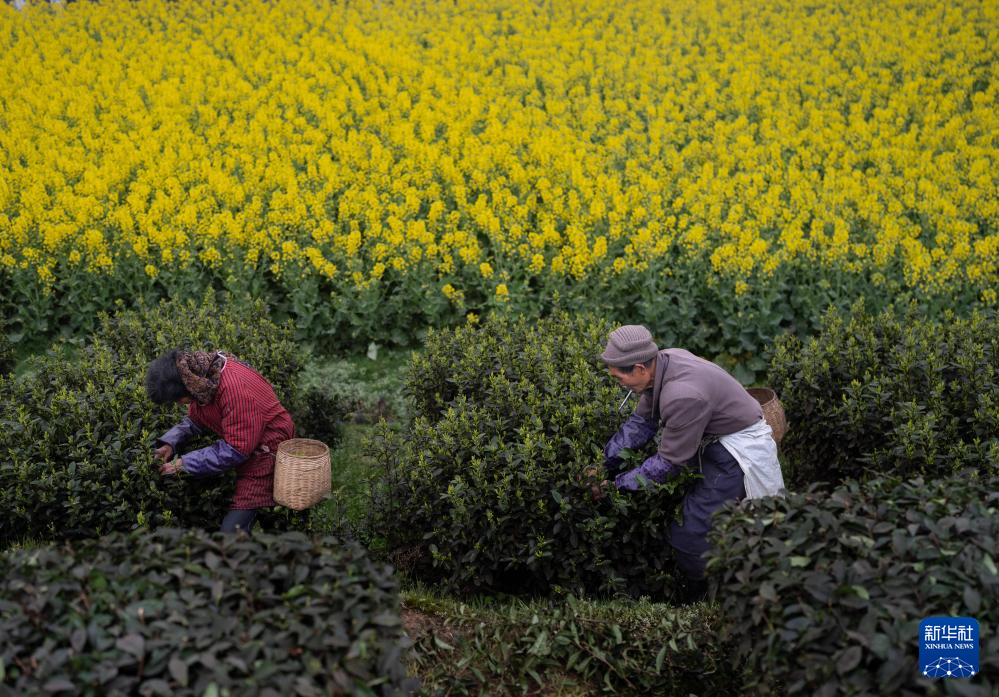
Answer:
[
  {"xmin": 0, "ymin": 294, "xmax": 343, "ymax": 545},
  {"xmin": 1, "ymin": 296, "xmax": 996, "ymax": 694},
  {"xmin": 371, "ymin": 307, "xmax": 997, "ymax": 694},
  {"xmin": 0, "ymin": 529, "xmax": 416, "ymax": 696}
]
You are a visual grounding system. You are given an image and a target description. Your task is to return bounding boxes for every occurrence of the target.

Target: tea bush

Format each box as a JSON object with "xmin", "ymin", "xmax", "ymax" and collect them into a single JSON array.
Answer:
[
  {"xmin": 408, "ymin": 591, "xmax": 740, "ymax": 695},
  {"xmin": 89, "ymin": 292, "xmax": 303, "ymax": 406},
  {"xmin": 769, "ymin": 302, "xmax": 999, "ymax": 487},
  {"xmin": 370, "ymin": 313, "xmax": 699, "ymax": 597},
  {"xmin": 708, "ymin": 472, "xmax": 999, "ymax": 696},
  {"xmin": 292, "ymin": 385, "xmax": 348, "ymax": 449},
  {"xmin": 0, "ymin": 528, "xmax": 417, "ymax": 696},
  {"xmin": 0, "ymin": 296, "xmax": 313, "ymax": 546},
  {"xmin": 93, "ymin": 293, "xmax": 351, "ymax": 449}
]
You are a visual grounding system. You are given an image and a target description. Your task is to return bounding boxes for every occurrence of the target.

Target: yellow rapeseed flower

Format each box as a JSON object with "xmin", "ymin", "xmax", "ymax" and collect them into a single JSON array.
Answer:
[{"xmin": 0, "ymin": 0, "xmax": 992, "ymax": 302}]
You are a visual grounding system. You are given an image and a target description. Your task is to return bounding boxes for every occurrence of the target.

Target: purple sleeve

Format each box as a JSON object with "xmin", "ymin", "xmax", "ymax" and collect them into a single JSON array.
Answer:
[
  {"xmin": 614, "ymin": 453, "xmax": 678, "ymax": 491},
  {"xmin": 155, "ymin": 416, "xmax": 205, "ymax": 451},
  {"xmin": 604, "ymin": 413, "xmax": 657, "ymax": 469},
  {"xmin": 181, "ymin": 440, "xmax": 248, "ymax": 478}
]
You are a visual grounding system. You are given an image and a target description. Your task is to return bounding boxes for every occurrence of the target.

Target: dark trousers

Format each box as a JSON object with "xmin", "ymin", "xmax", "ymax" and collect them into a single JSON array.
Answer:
[
  {"xmin": 221, "ymin": 509, "xmax": 258, "ymax": 534},
  {"xmin": 669, "ymin": 441, "xmax": 745, "ymax": 580}
]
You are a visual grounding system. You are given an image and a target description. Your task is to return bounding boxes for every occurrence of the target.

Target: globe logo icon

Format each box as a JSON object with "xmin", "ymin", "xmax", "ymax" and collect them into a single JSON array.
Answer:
[{"xmin": 923, "ymin": 657, "xmax": 977, "ymax": 678}]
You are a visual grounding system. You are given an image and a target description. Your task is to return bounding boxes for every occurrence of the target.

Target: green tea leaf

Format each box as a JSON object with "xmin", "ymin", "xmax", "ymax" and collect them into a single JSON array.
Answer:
[
  {"xmin": 837, "ymin": 646, "xmax": 863, "ymax": 675},
  {"xmin": 169, "ymin": 657, "xmax": 189, "ymax": 687}
]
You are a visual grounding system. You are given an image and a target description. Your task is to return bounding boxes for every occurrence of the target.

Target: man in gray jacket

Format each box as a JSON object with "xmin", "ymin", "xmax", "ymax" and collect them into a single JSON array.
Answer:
[{"xmin": 600, "ymin": 324, "xmax": 773, "ymax": 604}]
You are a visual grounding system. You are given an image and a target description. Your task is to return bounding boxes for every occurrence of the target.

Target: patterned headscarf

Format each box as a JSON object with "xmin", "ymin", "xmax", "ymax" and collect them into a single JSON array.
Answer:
[{"xmin": 175, "ymin": 350, "xmax": 230, "ymax": 405}]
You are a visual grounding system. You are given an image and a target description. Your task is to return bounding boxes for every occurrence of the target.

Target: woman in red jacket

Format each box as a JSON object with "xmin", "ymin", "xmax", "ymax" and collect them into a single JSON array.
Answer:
[{"xmin": 145, "ymin": 349, "xmax": 294, "ymax": 533}]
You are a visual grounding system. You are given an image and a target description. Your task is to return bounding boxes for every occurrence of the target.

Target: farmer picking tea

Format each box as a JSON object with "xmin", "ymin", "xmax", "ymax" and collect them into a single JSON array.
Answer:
[
  {"xmin": 145, "ymin": 349, "xmax": 294, "ymax": 533},
  {"xmin": 599, "ymin": 325, "xmax": 784, "ymax": 602}
]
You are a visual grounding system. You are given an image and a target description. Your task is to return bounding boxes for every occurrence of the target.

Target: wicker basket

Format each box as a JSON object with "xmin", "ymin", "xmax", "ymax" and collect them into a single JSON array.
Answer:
[
  {"xmin": 274, "ymin": 438, "xmax": 331, "ymax": 510},
  {"xmin": 746, "ymin": 387, "xmax": 788, "ymax": 445}
]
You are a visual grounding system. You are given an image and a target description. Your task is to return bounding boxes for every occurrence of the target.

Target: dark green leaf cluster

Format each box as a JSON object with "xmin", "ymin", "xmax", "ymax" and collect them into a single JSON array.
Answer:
[
  {"xmin": 0, "ymin": 331, "xmax": 13, "ymax": 376},
  {"xmin": 0, "ymin": 294, "xmax": 315, "ymax": 546},
  {"xmin": 89, "ymin": 291, "xmax": 303, "ymax": 406},
  {"xmin": 293, "ymin": 386, "xmax": 348, "ymax": 449},
  {"xmin": 94, "ymin": 292, "xmax": 351, "ymax": 450},
  {"xmin": 410, "ymin": 594, "xmax": 739, "ymax": 695},
  {"xmin": 0, "ymin": 528, "xmax": 417, "ymax": 696},
  {"xmin": 370, "ymin": 312, "xmax": 697, "ymax": 597},
  {"xmin": 708, "ymin": 473, "xmax": 999, "ymax": 696},
  {"xmin": 769, "ymin": 301, "xmax": 999, "ymax": 486}
]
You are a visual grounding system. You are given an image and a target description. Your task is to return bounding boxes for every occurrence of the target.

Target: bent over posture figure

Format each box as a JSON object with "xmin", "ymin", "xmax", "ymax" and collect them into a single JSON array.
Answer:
[
  {"xmin": 600, "ymin": 325, "xmax": 781, "ymax": 603},
  {"xmin": 146, "ymin": 349, "xmax": 294, "ymax": 533}
]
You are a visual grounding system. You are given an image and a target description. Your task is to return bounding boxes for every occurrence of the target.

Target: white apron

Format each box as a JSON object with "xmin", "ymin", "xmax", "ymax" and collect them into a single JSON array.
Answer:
[{"xmin": 718, "ymin": 418, "xmax": 787, "ymax": 499}]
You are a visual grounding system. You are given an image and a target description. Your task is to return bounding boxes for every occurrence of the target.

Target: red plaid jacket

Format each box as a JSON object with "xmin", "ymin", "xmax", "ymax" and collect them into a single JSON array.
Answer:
[{"xmin": 187, "ymin": 359, "xmax": 294, "ymax": 509}]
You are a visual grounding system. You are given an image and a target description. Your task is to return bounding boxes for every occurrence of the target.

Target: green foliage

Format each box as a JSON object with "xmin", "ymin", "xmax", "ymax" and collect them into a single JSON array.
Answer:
[
  {"xmin": 0, "ymin": 528, "xmax": 417, "ymax": 696},
  {"xmin": 4, "ymin": 235, "xmax": 989, "ymax": 385},
  {"xmin": 769, "ymin": 301, "xmax": 999, "ymax": 486},
  {"xmin": 708, "ymin": 472, "xmax": 999, "ymax": 696},
  {"xmin": 406, "ymin": 590, "xmax": 739, "ymax": 695},
  {"xmin": 298, "ymin": 349, "xmax": 412, "ymax": 425},
  {"xmin": 369, "ymin": 312, "xmax": 699, "ymax": 597},
  {"xmin": 89, "ymin": 291, "xmax": 302, "ymax": 406},
  {"xmin": 296, "ymin": 352, "xmax": 415, "ymax": 537},
  {"xmin": 0, "ymin": 330, "xmax": 12, "ymax": 376},
  {"xmin": 292, "ymin": 385, "xmax": 348, "ymax": 449},
  {"xmin": 0, "ymin": 295, "xmax": 310, "ymax": 547}
]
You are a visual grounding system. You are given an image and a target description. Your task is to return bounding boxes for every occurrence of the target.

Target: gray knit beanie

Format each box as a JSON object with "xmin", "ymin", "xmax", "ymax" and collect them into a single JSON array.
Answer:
[{"xmin": 600, "ymin": 325, "xmax": 659, "ymax": 367}]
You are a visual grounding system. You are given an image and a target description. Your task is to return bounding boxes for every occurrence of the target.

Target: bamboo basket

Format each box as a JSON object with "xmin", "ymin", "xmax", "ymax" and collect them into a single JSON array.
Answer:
[
  {"xmin": 274, "ymin": 438, "xmax": 331, "ymax": 510},
  {"xmin": 746, "ymin": 387, "xmax": 788, "ymax": 445}
]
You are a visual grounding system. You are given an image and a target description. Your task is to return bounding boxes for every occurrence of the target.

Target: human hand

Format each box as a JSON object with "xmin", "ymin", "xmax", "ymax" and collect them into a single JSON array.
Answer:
[
  {"xmin": 155, "ymin": 444, "xmax": 174, "ymax": 463},
  {"xmin": 590, "ymin": 479, "xmax": 610, "ymax": 501},
  {"xmin": 580, "ymin": 466, "xmax": 609, "ymax": 500},
  {"xmin": 160, "ymin": 458, "xmax": 184, "ymax": 476}
]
